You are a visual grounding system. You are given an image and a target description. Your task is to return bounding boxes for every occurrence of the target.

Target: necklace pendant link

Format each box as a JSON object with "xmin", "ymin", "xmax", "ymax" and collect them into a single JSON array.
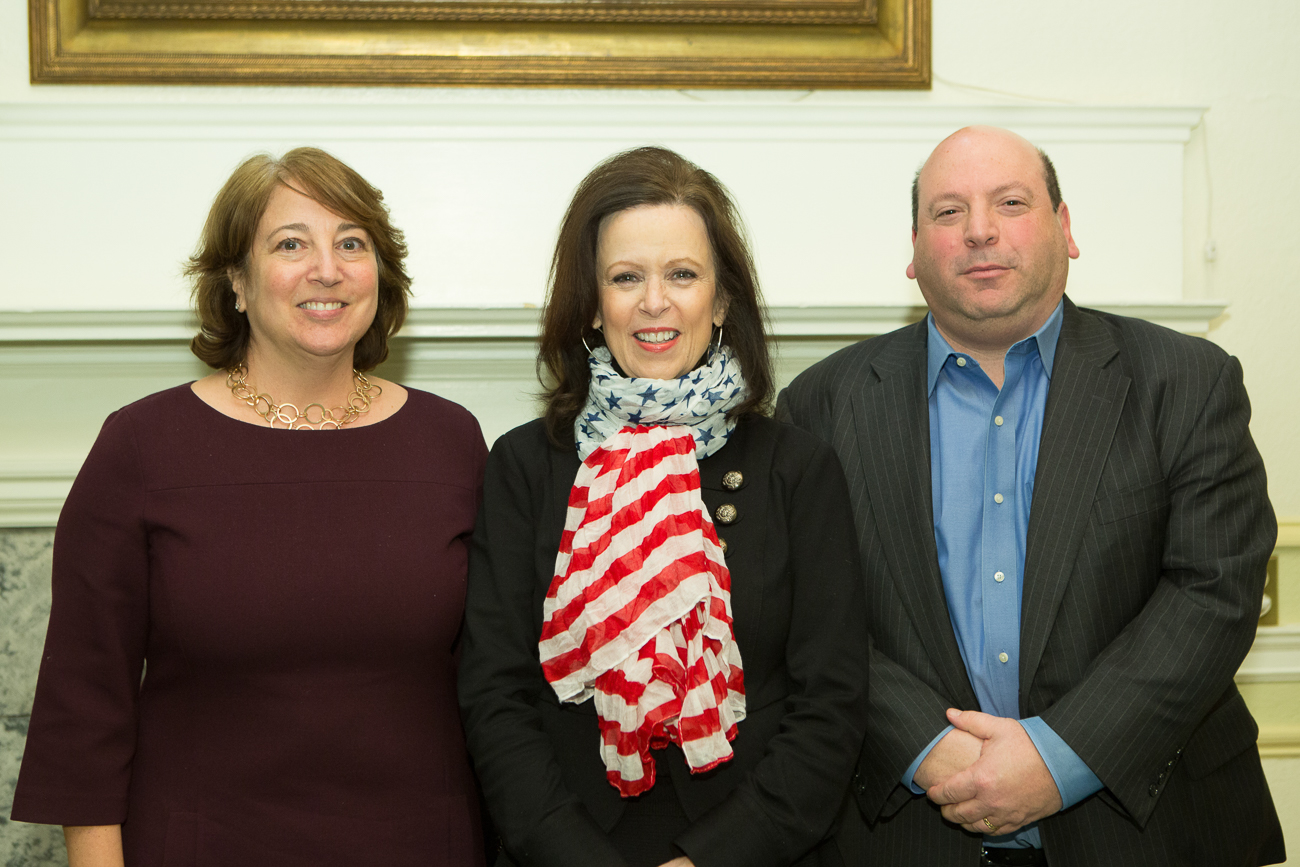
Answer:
[{"xmin": 225, "ymin": 364, "xmax": 378, "ymax": 431}]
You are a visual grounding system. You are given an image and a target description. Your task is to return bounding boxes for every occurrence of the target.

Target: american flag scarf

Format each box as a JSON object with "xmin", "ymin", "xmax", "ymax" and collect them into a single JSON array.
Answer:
[{"xmin": 539, "ymin": 346, "xmax": 747, "ymax": 797}]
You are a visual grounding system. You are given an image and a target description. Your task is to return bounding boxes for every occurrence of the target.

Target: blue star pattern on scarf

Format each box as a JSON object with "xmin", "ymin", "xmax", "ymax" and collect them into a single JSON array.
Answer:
[{"xmin": 575, "ymin": 345, "xmax": 748, "ymax": 462}]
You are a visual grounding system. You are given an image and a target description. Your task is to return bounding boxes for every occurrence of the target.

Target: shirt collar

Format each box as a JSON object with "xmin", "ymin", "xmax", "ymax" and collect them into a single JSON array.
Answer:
[{"xmin": 925, "ymin": 299, "xmax": 1066, "ymax": 396}]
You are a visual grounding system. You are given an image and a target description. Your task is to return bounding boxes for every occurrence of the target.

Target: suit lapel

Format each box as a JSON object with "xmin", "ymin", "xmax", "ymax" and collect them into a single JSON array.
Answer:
[
  {"xmin": 1019, "ymin": 302, "xmax": 1129, "ymax": 707},
  {"xmin": 851, "ymin": 324, "xmax": 978, "ymax": 708}
]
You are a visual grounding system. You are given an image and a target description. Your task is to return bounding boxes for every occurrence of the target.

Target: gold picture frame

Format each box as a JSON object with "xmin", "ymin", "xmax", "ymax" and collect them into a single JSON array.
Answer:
[{"xmin": 29, "ymin": 0, "xmax": 929, "ymax": 87}]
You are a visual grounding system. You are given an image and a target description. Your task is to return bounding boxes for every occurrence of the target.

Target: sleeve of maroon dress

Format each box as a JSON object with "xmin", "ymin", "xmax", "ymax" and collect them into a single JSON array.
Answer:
[{"xmin": 11, "ymin": 408, "xmax": 150, "ymax": 826}]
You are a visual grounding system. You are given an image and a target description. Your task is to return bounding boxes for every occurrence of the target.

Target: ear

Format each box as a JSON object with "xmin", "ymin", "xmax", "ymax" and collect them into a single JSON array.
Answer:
[
  {"xmin": 906, "ymin": 228, "xmax": 918, "ymax": 280},
  {"xmin": 712, "ymin": 292, "xmax": 729, "ymax": 327},
  {"xmin": 1057, "ymin": 202, "xmax": 1080, "ymax": 260},
  {"xmin": 229, "ymin": 269, "xmax": 246, "ymax": 310},
  {"xmin": 592, "ymin": 312, "xmax": 602, "ymax": 331}
]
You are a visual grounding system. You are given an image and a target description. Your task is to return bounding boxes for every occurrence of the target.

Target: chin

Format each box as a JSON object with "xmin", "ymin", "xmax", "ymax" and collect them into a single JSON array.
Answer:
[{"xmin": 625, "ymin": 355, "xmax": 693, "ymax": 380}]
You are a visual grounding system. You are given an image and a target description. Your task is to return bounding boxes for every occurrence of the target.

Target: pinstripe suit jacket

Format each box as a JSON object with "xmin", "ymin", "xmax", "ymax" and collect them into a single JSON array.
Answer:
[{"xmin": 778, "ymin": 298, "xmax": 1285, "ymax": 866}]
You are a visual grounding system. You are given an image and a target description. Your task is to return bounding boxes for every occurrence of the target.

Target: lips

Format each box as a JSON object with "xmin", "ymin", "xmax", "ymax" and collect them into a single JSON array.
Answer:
[
  {"xmin": 962, "ymin": 264, "xmax": 1011, "ymax": 276},
  {"xmin": 635, "ymin": 330, "xmax": 680, "ymax": 345},
  {"xmin": 299, "ymin": 301, "xmax": 346, "ymax": 311}
]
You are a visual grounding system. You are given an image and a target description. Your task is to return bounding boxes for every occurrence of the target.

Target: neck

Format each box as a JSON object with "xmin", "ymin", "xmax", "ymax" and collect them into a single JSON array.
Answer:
[
  {"xmin": 931, "ymin": 299, "xmax": 1060, "ymax": 391},
  {"xmin": 241, "ymin": 343, "xmax": 361, "ymax": 409},
  {"xmin": 931, "ymin": 321, "xmax": 1019, "ymax": 390}
]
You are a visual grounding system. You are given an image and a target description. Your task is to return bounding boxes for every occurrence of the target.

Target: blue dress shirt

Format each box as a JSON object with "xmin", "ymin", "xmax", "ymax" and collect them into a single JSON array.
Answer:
[{"xmin": 900, "ymin": 301, "xmax": 1102, "ymax": 849}]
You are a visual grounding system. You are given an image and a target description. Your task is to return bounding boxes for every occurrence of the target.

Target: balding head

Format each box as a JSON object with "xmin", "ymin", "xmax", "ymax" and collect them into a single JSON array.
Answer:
[
  {"xmin": 906, "ymin": 126, "xmax": 1079, "ymax": 361},
  {"xmin": 912, "ymin": 127, "xmax": 1063, "ymax": 232}
]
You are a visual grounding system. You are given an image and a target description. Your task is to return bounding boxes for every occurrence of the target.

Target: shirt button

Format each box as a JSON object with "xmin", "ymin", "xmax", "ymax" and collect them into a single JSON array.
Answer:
[
  {"xmin": 994, "ymin": 571, "xmax": 1005, "ymax": 582},
  {"xmin": 956, "ymin": 357, "xmax": 967, "ymax": 367},
  {"xmin": 994, "ymin": 416, "xmax": 1004, "ymax": 426},
  {"xmin": 998, "ymin": 652, "xmax": 1009, "ymax": 664},
  {"xmin": 994, "ymin": 493, "xmax": 1004, "ymax": 504}
]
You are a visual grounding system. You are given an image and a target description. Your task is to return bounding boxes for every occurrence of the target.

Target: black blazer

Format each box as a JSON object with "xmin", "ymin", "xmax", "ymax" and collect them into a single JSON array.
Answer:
[
  {"xmin": 778, "ymin": 299, "xmax": 1285, "ymax": 866},
  {"xmin": 458, "ymin": 414, "xmax": 870, "ymax": 867}
]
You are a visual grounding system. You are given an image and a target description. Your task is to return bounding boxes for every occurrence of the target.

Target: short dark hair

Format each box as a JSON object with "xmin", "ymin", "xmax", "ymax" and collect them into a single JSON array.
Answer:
[
  {"xmin": 911, "ymin": 148, "xmax": 1064, "ymax": 232},
  {"xmin": 186, "ymin": 147, "xmax": 411, "ymax": 372},
  {"xmin": 539, "ymin": 146, "xmax": 774, "ymax": 448}
]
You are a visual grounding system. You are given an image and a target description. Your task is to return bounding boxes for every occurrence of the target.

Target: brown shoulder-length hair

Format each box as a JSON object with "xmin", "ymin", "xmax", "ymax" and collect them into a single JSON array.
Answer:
[
  {"xmin": 540, "ymin": 146, "xmax": 774, "ymax": 447},
  {"xmin": 186, "ymin": 147, "xmax": 411, "ymax": 372}
]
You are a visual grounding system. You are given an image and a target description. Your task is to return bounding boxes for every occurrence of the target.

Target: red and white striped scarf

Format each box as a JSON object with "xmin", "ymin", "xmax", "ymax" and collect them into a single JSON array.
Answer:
[{"xmin": 539, "ymin": 424, "xmax": 746, "ymax": 797}]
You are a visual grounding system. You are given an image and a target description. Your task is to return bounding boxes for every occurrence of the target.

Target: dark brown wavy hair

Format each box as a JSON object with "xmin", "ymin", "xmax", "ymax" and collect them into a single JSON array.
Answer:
[
  {"xmin": 539, "ymin": 146, "xmax": 774, "ymax": 447},
  {"xmin": 186, "ymin": 147, "xmax": 411, "ymax": 372}
]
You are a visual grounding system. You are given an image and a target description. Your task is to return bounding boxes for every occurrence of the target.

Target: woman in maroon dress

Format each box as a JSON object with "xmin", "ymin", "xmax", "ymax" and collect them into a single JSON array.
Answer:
[{"xmin": 12, "ymin": 147, "xmax": 487, "ymax": 867}]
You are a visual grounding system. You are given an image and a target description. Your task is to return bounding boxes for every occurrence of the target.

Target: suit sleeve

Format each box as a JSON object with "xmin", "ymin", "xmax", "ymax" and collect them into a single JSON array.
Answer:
[
  {"xmin": 457, "ymin": 433, "xmax": 628, "ymax": 867},
  {"xmin": 11, "ymin": 410, "xmax": 150, "ymax": 825},
  {"xmin": 675, "ymin": 438, "xmax": 871, "ymax": 867},
  {"xmin": 778, "ymin": 383, "xmax": 963, "ymax": 821},
  {"xmin": 1039, "ymin": 354, "xmax": 1275, "ymax": 825}
]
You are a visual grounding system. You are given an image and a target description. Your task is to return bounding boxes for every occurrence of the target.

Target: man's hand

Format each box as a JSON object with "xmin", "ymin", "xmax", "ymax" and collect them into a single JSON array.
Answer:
[
  {"xmin": 926, "ymin": 708, "xmax": 1062, "ymax": 836},
  {"xmin": 913, "ymin": 725, "xmax": 982, "ymax": 790}
]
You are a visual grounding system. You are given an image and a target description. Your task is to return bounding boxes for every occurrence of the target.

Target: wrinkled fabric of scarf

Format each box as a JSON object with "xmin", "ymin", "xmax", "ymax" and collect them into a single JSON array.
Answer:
[{"xmin": 540, "ymin": 424, "xmax": 746, "ymax": 797}]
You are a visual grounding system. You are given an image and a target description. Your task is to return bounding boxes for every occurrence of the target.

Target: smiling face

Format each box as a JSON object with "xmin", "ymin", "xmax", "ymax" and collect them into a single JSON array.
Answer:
[
  {"xmin": 232, "ymin": 183, "xmax": 379, "ymax": 371},
  {"xmin": 593, "ymin": 204, "xmax": 726, "ymax": 380},
  {"xmin": 908, "ymin": 126, "xmax": 1079, "ymax": 354}
]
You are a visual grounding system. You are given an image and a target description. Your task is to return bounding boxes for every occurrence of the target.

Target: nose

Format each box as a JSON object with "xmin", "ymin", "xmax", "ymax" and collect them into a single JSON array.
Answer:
[
  {"xmin": 964, "ymin": 204, "xmax": 999, "ymax": 248},
  {"xmin": 639, "ymin": 276, "xmax": 670, "ymax": 317},
  {"xmin": 309, "ymin": 247, "xmax": 343, "ymax": 287}
]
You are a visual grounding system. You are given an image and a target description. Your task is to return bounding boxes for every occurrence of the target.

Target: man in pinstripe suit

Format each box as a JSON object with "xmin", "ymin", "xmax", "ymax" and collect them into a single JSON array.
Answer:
[{"xmin": 778, "ymin": 126, "xmax": 1284, "ymax": 866}]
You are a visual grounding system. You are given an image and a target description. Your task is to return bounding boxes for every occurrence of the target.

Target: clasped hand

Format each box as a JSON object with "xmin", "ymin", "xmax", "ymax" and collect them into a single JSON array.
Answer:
[{"xmin": 917, "ymin": 708, "xmax": 1062, "ymax": 837}]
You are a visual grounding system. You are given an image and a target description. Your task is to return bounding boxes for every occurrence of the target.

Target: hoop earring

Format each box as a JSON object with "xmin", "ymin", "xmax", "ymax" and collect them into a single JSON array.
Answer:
[
  {"xmin": 712, "ymin": 323, "xmax": 723, "ymax": 352},
  {"xmin": 582, "ymin": 334, "xmax": 593, "ymax": 354}
]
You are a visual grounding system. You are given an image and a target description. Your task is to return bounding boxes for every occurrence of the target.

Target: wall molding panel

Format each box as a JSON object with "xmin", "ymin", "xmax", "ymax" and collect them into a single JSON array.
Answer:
[
  {"xmin": 0, "ymin": 102, "xmax": 1204, "ymax": 313},
  {"xmin": 1237, "ymin": 625, "xmax": 1300, "ymax": 685},
  {"xmin": 0, "ymin": 103, "xmax": 1207, "ymax": 145}
]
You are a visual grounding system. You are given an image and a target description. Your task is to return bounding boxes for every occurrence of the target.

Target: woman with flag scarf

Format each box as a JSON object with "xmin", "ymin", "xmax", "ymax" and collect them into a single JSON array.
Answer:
[{"xmin": 459, "ymin": 146, "xmax": 870, "ymax": 867}]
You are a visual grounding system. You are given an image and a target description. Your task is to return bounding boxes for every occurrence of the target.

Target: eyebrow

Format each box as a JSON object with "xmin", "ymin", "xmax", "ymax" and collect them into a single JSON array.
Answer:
[
  {"xmin": 927, "ymin": 182, "xmax": 1034, "ymax": 208},
  {"xmin": 265, "ymin": 222, "xmax": 367, "ymax": 239},
  {"xmin": 987, "ymin": 182, "xmax": 1033, "ymax": 200},
  {"xmin": 602, "ymin": 257, "xmax": 706, "ymax": 273}
]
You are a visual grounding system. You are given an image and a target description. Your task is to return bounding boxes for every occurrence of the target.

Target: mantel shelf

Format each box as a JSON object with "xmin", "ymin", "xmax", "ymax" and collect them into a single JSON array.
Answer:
[{"xmin": 0, "ymin": 302, "xmax": 1230, "ymax": 344}]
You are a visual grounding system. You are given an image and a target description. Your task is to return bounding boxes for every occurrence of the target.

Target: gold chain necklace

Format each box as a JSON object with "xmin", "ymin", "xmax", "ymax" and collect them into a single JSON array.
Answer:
[{"xmin": 225, "ymin": 364, "xmax": 381, "ymax": 430}]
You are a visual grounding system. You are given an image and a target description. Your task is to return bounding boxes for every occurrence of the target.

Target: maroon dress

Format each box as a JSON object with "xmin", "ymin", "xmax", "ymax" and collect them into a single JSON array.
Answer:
[{"xmin": 12, "ymin": 384, "xmax": 487, "ymax": 867}]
